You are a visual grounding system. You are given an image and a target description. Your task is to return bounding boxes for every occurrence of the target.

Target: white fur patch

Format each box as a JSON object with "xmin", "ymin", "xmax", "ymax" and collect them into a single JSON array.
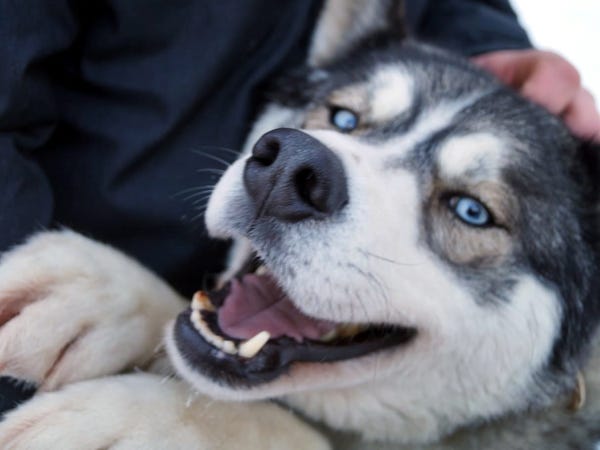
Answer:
[
  {"xmin": 283, "ymin": 275, "xmax": 561, "ymax": 443},
  {"xmin": 438, "ymin": 133, "xmax": 507, "ymax": 180},
  {"xmin": 0, "ymin": 230, "xmax": 186, "ymax": 390},
  {"xmin": 379, "ymin": 94, "xmax": 486, "ymax": 160},
  {"xmin": 0, "ymin": 374, "xmax": 329, "ymax": 449},
  {"xmin": 369, "ymin": 65, "xmax": 413, "ymax": 122}
]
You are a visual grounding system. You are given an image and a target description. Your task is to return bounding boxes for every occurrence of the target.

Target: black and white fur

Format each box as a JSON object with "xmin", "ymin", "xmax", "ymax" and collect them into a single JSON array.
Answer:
[{"xmin": 0, "ymin": 0, "xmax": 598, "ymax": 448}]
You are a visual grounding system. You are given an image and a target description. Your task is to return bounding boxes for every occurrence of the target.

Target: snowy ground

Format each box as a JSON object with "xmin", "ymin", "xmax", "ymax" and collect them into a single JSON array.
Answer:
[{"xmin": 512, "ymin": 0, "xmax": 600, "ymax": 100}]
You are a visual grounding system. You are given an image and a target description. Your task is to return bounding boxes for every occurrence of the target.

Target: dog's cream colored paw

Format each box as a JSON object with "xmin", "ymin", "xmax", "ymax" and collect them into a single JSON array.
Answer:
[
  {"xmin": 0, "ymin": 230, "xmax": 186, "ymax": 390},
  {"xmin": 0, "ymin": 374, "xmax": 330, "ymax": 450}
]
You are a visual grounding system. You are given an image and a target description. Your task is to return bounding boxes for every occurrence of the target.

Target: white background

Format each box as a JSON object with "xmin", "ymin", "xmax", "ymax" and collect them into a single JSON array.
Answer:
[{"xmin": 512, "ymin": 0, "xmax": 600, "ymax": 100}]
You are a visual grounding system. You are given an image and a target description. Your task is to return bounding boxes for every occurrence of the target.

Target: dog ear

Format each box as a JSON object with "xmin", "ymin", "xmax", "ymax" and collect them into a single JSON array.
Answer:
[{"xmin": 308, "ymin": 0, "xmax": 406, "ymax": 67}]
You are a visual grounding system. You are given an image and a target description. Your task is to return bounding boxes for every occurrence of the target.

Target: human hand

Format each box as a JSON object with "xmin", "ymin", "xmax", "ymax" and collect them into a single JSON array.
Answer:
[{"xmin": 473, "ymin": 49, "xmax": 600, "ymax": 141}]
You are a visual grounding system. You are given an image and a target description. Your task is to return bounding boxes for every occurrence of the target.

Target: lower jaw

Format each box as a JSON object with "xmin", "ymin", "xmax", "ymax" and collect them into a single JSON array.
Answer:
[
  {"xmin": 174, "ymin": 311, "xmax": 290, "ymax": 387},
  {"xmin": 173, "ymin": 306, "xmax": 417, "ymax": 389}
]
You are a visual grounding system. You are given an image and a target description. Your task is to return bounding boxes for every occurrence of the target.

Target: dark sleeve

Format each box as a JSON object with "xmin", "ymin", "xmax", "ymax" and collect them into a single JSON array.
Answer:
[
  {"xmin": 0, "ymin": 0, "xmax": 78, "ymax": 251},
  {"xmin": 413, "ymin": 0, "xmax": 532, "ymax": 56},
  {"xmin": 0, "ymin": 0, "xmax": 82, "ymax": 416}
]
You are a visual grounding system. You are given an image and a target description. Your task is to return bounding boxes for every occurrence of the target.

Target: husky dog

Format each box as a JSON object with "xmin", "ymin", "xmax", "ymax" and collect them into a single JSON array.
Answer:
[{"xmin": 0, "ymin": 0, "xmax": 598, "ymax": 448}]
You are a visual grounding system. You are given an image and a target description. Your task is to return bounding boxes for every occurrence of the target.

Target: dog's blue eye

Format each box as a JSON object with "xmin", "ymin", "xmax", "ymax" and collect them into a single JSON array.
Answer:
[
  {"xmin": 330, "ymin": 108, "xmax": 358, "ymax": 132},
  {"xmin": 450, "ymin": 196, "xmax": 491, "ymax": 227}
]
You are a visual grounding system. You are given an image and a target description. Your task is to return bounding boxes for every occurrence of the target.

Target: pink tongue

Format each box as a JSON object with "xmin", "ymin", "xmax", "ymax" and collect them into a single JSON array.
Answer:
[{"xmin": 217, "ymin": 274, "xmax": 335, "ymax": 342}]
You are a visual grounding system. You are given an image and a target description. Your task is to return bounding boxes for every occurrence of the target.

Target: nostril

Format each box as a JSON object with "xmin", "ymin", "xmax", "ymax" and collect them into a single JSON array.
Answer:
[
  {"xmin": 245, "ymin": 128, "xmax": 349, "ymax": 222},
  {"xmin": 295, "ymin": 167, "xmax": 318, "ymax": 207},
  {"xmin": 294, "ymin": 167, "xmax": 334, "ymax": 213},
  {"xmin": 252, "ymin": 137, "xmax": 280, "ymax": 166}
]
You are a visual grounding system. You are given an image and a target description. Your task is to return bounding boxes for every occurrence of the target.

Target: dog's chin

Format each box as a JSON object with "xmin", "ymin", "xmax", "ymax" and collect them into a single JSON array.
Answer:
[{"xmin": 169, "ymin": 250, "xmax": 417, "ymax": 391}]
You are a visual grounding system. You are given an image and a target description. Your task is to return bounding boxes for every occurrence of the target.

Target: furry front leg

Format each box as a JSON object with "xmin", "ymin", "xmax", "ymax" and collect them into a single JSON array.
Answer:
[
  {"xmin": 0, "ymin": 374, "xmax": 330, "ymax": 450},
  {"xmin": 0, "ymin": 230, "xmax": 187, "ymax": 390}
]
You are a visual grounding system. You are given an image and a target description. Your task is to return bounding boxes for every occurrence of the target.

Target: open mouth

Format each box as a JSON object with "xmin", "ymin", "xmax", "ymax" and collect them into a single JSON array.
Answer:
[{"xmin": 174, "ymin": 255, "xmax": 417, "ymax": 387}]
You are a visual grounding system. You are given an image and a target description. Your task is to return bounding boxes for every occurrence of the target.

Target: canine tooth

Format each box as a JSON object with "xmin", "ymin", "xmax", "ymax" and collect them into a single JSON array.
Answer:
[
  {"xmin": 222, "ymin": 340, "xmax": 237, "ymax": 355},
  {"xmin": 319, "ymin": 329, "xmax": 339, "ymax": 342},
  {"xmin": 255, "ymin": 265, "xmax": 268, "ymax": 276},
  {"xmin": 191, "ymin": 309, "xmax": 202, "ymax": 326},
  {"xmin": 326, "ymin": 323, "xmax": 368, "ymax": 338},
  {"xmin": 239, "ymin": 331, "xmax": 270, "ymax": 358},
  {"xmin": 335, "ymin": 324, "xmax": 367, "ymax": 338},
  {"xmin": 319, "ymin": 324, "xmax": 365, "ymax": 342},
  {"xmin": 192, "ymin": 291, "xmax": 215, "ymax": 312}
]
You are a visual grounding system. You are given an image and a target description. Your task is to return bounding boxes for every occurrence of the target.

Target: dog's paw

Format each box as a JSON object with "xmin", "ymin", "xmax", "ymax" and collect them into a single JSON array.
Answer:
[
  {"xmin": 0, "ymin": 374, "xmax": 330, "ymax": 450},
  {"xmin": 0, "ymin": 230, "xmax": 186, "ymax": 390}
]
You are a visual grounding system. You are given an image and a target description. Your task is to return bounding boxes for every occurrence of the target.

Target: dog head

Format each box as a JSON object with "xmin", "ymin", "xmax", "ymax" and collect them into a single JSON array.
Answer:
[{"xmin": 168, "ymin": 0, "xmax": 600, "ymax": 443}]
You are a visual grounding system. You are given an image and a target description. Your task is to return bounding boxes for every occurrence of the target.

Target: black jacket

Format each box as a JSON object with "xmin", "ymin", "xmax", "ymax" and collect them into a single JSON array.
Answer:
[
  {"xmin": 0, "ymin": 0, "xmax": 531, "ymax": 296},
  {"xmin": 0, "ymin": 0, "xmax": 530, "ymax": 413}
]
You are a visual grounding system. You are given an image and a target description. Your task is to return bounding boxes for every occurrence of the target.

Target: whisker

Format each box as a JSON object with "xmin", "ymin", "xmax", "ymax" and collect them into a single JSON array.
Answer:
[
  {"xmin": 182, "ymin": 194, "xmax": 203, "ymax": 204},
  {"xmin": 358, "ymin": 249, "xmax": 419, "ymax": 267},
  {"xmin": 191, "ymin": 149, "xmax": 235, "ymax": 168},
  {"xmin": 173, "ymin": 188, "xmax": 216, "ymax": 206},
  {"xmin": 196, "ymin": 168, "xmax": 225, "ymax": 175},
  {"xmin": 190, "ymin": 187, "xmax": 216, "ymax": 195},
  {"xmin": 192, "ymin": 194, "xmax": 213, "ymax": 206},
  {"xmin": 172, "ymin": 185, "xmax": 216, "ymax": 198},
  {"xmin": 347, "ymin": 263, "xmax": 389, "ymax": 319},
  {"xmin": 194, "ymin": 145, "xmax": 240, "ymax": 158},
  {"xmin": 189, "ymin": 205, "xmax": 210, "ymax": 222}
]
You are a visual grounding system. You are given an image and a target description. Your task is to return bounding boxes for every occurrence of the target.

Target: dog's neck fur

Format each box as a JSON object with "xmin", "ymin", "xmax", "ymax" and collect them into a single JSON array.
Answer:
[{"xmin": 311, "ymin": 332, "xmax": 600, "ymax": 449}]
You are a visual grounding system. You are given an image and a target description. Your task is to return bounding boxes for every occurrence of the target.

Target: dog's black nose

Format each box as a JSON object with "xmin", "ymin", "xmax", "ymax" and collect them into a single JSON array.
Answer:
[{"xmin": 244, "ymin": 128, "xmax": 349, "ymax": 222}]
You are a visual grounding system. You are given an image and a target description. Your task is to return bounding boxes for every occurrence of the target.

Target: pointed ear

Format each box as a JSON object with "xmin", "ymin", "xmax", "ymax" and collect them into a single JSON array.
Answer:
[{"xmin": 308, "ymin": 0, "xmax": 406, "ymax": 67}]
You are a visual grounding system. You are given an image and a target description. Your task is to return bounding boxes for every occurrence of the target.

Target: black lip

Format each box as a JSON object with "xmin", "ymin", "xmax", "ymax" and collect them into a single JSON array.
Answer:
[{"xmin": 174, "ymin": 308, "xmax": 417, "ymax": 388}]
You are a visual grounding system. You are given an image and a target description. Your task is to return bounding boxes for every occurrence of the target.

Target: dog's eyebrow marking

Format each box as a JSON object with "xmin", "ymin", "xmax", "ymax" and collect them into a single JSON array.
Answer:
[
  {"xmin": 369, "ymin": 65, "xmax": 413, "ymax": 123},
  {"xmin": 383, "ymin": 93, "xmax": 487, "ymax": 167},
  {"xmin": 437, "ymin": 133, "xmax": 506, "ymax": 180},
  {"xmin": 329, "ymin": 84, "xmax": 368, "ymax": 112}
]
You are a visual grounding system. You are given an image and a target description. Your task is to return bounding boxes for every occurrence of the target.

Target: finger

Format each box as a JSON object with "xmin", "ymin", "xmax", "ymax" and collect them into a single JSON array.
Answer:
[
  {"xmin": 520, "ymin": 54, "xmax": 581, "ymax": 115},
  {"xmin": 472, "ymin": 50, "xmax": 530, "ymax": 85},
  {"xmin": 562, "ymin": 88, "xmax": 600, "ymax": 142},
  {"xmin": 474, "ymin": 50, "xmax": 583, "ymax": 115}
]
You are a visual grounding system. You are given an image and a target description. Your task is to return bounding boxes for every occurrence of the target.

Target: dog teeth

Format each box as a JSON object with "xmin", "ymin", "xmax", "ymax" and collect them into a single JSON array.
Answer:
[
  {"xmin": 336, "ymin": 324, "xmax": 367, "ymax": 338},
  {"xmin": 192, "ymin": 291, "xmax": 215, "ymax": 312},
  {"xmin": 239, "ymin": 331, "xmax": 271, "ymax": 358},
  {"xmin": 190, "ymin": 308, "xmax": 236, "ymax": 354},
  {"xmin": 191, "ymin": 309, "xmax": 201, "ymax": 324},
  {"xmin": 319, "ymin": 329, "xmax": 339, "ymax": 342},
  {"xmin": 222, "ymin": 340, "xmax": 237, "ymax": 355},
  {"xmin": 319, "ymin": 324, "xmax": 367, "ymax": 342},
  {"xmin": 255, "ymin": 265, "xmax": 268, "ymax": 276},
  {"xmin": 189, "ymin": 294, "xmax": 270, "ymax": 357}
]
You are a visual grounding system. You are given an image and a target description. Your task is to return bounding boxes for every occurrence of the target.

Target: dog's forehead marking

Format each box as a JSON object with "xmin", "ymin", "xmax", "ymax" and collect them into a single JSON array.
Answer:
[
  {"xmin": 381, "ymin": 94, "xmax": 485, "ymax": 164},
  {"xmin": 437, "ymin": 133, "xmax": 507, "ymax": 180},
  {"xmin": 369, "ymin": 64, "xmax": 413, "ymax": 123}
]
